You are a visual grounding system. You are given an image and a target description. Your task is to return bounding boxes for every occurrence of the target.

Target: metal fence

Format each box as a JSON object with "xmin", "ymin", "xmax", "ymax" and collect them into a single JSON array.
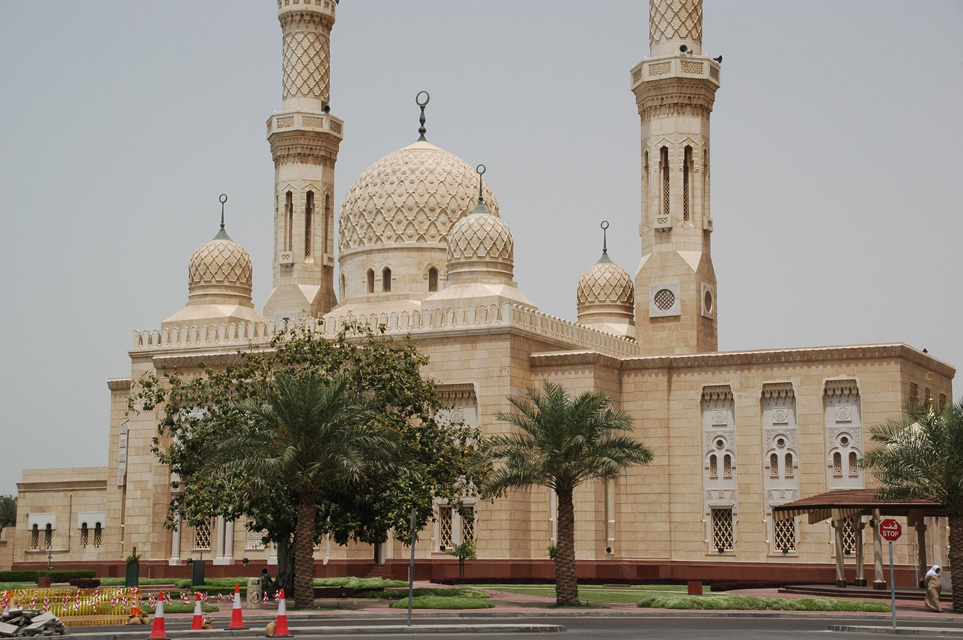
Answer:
[{"xmin": 0, "ymin": 587, "xmax": 140, "ymax": 627}]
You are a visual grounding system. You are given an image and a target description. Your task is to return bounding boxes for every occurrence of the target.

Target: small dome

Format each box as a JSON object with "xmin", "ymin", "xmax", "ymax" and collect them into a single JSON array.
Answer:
[
  {"xmin": 446, "ymin": 196, "xmax": 515, "ymax": 285},
  {"xmin": 577, "ymin": 257, "xmax": 634, "ymax": 310},
  {"xmin": 187, "ymin": 229, "xmax": 254, "ymax": 306},
  {"xmin": 339, "ymin": 140, "xmax": 499, "ymax": 255}
]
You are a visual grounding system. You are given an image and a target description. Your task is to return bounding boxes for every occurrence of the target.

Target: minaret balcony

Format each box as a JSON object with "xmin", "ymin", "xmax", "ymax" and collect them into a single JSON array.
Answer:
[
  {"xmin": 630, "ymin": 55, "xmax": 720, "ymax": 91},
  {"xmin": 266, "ymin": 110, "xmax": 344, "ymax": 140}
]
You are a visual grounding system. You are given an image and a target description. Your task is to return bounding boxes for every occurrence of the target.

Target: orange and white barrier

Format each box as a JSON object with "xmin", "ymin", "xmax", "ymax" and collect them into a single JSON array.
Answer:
[
  {"xmin": 191, "ymin": 591, "xmax": 204, "ymax": 630},
  {"xmin": 226, "ymin": 583, "xmax": 247, "ymax": 630},
  {"xmin": 147, "ymin": 591, "xmax": 169, "ymax": 640},
  {"xmin": 273, "ymin": 589, "xmax": 291, "ymax": 637}
]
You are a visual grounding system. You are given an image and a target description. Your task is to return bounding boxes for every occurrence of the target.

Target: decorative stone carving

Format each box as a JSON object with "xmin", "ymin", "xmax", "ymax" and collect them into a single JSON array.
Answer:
[
  {"xmin": 577, "ymin": 262, "xmax": 634, "ymax": 308},
  {"xmin": 339, "ymin": 141, "xmax": 499, "ymax": 254},
  {"xmin": 649, "ymin": 0, "xmax": 703, "ymax": 50},
  {"xmin": 448, "ymin": 214, "xmax": 513, "ymax": 264}
]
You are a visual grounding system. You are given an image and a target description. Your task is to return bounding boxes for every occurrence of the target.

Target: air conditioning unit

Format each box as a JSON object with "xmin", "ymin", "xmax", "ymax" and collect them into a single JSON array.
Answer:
[{"xmin": 279, "ymin": 251, "xmax": 294, "ymax": 265}]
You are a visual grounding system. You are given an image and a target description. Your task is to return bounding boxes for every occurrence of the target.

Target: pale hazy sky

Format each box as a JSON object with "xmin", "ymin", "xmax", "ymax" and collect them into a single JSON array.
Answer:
[{"xmin": 1, "ymin": 1, "xmax": 961, "ymax": 497}]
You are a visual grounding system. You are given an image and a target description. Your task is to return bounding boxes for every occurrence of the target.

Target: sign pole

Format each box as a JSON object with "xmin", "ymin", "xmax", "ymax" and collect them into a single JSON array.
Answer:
[
  {"xmin": 889, "ymin": 540, "xmax": 896, "ymax": 629},
  {"xmin": 407, "ymin": 507, "xmax": 417, "ymax": 627}
]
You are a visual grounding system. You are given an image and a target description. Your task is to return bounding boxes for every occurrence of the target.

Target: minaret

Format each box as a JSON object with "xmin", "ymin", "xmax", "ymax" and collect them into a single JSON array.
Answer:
[
  {"xmin": 263, "ymin": 0, "xmax": 343, "ymax": 322},
  {"xmin": 631, "ymin": 0, "xmax": 720, "ymax": 354}
]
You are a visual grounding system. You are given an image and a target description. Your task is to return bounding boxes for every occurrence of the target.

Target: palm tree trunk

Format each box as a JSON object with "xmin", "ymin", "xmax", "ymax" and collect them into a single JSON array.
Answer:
[
  {"xmin": 949, "ymin": 514, "xmax": 963, "ymax": 612},
  {"xmin": 555, "ymin": 488, "xmax": 579, "ymax": 606},
  {"xmin": 293, "ymin": 489, "xmax": 317, "ymax": 608}
]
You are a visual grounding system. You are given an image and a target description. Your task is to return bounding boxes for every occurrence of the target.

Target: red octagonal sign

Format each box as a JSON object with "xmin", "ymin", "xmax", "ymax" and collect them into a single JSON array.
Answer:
[{"xmin": 879, "ymin": 518, "xmax": 902, "ymax": 541}]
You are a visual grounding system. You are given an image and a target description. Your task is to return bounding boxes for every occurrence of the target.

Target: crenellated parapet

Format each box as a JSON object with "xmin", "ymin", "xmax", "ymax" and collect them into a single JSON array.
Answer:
[{"xmin": 132, "ymin": 303, "xmax": 642, "ymax": 358}]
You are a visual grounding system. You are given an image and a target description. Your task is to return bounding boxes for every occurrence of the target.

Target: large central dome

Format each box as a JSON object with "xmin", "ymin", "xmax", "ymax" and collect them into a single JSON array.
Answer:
[{"xmin": 339, "ymin": 140, "xmax": 498, "ymax": 254}]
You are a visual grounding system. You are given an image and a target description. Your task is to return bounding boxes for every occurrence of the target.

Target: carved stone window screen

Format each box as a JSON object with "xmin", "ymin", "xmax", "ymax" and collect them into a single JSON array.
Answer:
[
  {"xmin": 439, "ymin": 506, "xmax": 453, "ymax": 549},
  {"xmin": 193, "ymin": 520, "xmax": 213, "ymax": 551},
  {"xmin": 461, "ymin": 507, "xmax": 475, "ymax": 542},
  {"xmin": 711, "ymin": 508, "xmax": 733, "ymax": 552},
  {"xmin": 774, "ymin": 518, "xmax": 796, "ymax": 553}
]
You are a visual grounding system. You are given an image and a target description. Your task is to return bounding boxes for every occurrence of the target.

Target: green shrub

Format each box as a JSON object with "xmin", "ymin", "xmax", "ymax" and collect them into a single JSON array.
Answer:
[
  {"xmin": 0, "ymin": 570, "xmax": 95, "ymax": 583},
  {"xmin": 379, "ymin": 588, "xmax": 489, "ymax": 600},
  {"xmin": 389, "ymin": 595, "xmax": 494, "ymax": 609},
  {"xmin": 141, "ymin": 602, "xmax": 219, "ymax": 614},
  {"xmin": 313, "ymin": 577, "xmax": 407, "ymax": 590}
]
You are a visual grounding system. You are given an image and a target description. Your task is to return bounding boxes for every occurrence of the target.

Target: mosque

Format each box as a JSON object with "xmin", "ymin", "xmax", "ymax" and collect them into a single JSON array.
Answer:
[{"xmin": 8, "ymin": 0, "xmax": 955, "ymax": 586}]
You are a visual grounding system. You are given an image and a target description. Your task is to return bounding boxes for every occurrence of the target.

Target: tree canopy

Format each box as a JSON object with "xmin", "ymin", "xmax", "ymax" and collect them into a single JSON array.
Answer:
[
  {"xmin": 128, "ymin": 323, "xmax": 481, "ymax": 594},
  {"xmin": 481, "ymin": 382, "xmax": 653, "ymax": 606},
  {"xmin": 0, "ymin": 495, "xmax": 16, "ymax": 533}
]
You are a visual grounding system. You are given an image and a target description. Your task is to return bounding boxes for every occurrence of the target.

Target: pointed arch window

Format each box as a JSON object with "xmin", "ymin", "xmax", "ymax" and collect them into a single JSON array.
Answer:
[
  {"xmin": 428, "ymin": 267, "xmax": 438, "ymax": 292},
  {"xmin": 285, "ymin": 191, "xmax": 294, "ymax": 252},
  {"xmin": 94, "ymin": 522, "xmax": 102, "ymax": 548},
  {"xmin": 31, "ymin": 524, "xmax": 39, "ymax": 550},
  {"xmin": 366, "ymin": 269, "xmax": 374, "ymax": 294},
  {"xmin": 382, "ymin": 268, "xmax": 392, "ymax": 293},
  {"xmin": 44, "ymin": 523, "xmax": 53, "ymax": 549},
  {"xmin": 660, "ymin": 146, "xmax": 670, "ymax": 219},
  {"xmin": 81, "ymin": 523, "xmax": 89, "ymax": 548},
  {"xmin": 304, "ymin": 191, "xmax": 314, "ymax": 257},
  {"xmin": 683, "ymin": 146, "xmax": 692, "ymax": 222}
]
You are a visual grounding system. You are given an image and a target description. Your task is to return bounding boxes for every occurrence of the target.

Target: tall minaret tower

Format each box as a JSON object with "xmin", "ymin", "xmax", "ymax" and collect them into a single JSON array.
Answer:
[
  {"xmin": 263, "ymin": 0, "xmax": 343, "ymax": 321},
  {"xmin": 631, "ymin": 0, "xmax": 720, "ymax": 354}
]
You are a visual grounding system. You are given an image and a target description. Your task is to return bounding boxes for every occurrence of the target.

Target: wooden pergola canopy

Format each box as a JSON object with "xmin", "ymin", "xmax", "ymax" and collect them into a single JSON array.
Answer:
[{"xmin": 773, "ymin": 489, "xmax": 945, "ymax": 525}]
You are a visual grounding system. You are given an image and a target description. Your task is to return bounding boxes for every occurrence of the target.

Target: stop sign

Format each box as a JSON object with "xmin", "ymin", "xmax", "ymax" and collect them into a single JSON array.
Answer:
[{"xmin": 879, "ymin": 518, "xmax": 902, "ymax": 541}]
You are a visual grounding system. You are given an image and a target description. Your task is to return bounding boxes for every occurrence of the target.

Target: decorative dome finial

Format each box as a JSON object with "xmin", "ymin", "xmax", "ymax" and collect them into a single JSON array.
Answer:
[
  {"xmin": 471, "ymin": 164, "xmax": 490, "ymax": 215},
  {"xmin": 598, "ymin": 220, "xmax": 612, "ymax": 263},
  {"xmin": 214, "ymin": 193, "xmax": 231, "ymax": 241},
  {"xmin": 416, "ymin": 91, "xmax": 430, "ymax": 141}
]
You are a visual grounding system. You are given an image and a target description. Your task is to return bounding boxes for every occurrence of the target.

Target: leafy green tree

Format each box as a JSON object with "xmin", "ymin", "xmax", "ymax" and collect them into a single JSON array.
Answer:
[
  {"xmin": 128, "ymin": 323, "xmax": 481, "ymax": 603},
  {"xmin": 481, "ymin": 382, "xmax": 653, "ymax": 606},
  {"xmin": 230, "ymin": 372, "xmax": 393, "ymax": 607},
  {"xmin": 0, "ymin": 495, "xmax": 16, "ymax": 532},
  {"xmin": 863, "ymin": 398, "xmax": 963, "ymax": 611}
]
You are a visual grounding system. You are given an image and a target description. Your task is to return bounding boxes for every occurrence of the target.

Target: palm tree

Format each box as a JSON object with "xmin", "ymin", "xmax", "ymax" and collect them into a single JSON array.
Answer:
[
  {"xmin": 863, "ymin": 398, "xmax": 963, "ymax": 611},
  {"xmin": 231, "ymin": 372, "xmax": 394, "ymax": 608},
  {"xmin": 481, "ymin": 382, "xmax": 653, "ymax": 606}
]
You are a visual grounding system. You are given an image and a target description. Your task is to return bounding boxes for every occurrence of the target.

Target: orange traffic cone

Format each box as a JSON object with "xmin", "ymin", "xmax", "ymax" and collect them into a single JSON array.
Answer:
[
  {"xmin": 273, "ymin": 589, "xmax": 292, "ymax": 637},
  {"xmin": 191, "ymin": 591, "xmax": 204, "ymax": 630},
  {"xmin": 226, "ymin": 583, "xmax": 247, "ymax": 630},
  {"xmin": 147, "ymin": 592, "xmax": 170, "ymax": 640}
]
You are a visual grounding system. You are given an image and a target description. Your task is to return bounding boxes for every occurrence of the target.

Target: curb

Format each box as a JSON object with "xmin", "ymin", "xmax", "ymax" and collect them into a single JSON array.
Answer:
[
  {"xmin": 829, "ymin": 626, "xmax": 963, "ymax": 636},
  {"xmin": 67, "ymin": 623, "xmax": 567, "ymax": 638}
]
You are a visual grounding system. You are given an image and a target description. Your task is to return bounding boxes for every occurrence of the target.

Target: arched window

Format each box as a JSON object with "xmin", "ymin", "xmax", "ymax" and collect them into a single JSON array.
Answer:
[
  {"xmin": 723, "ymin": 454, "xmax": 732, "ymax": 479},
  {"xmin": 683, "ymin": 145, "xmax": 692, "ymax": 222},
  {"xmin": 428, "ymin": 267, "xmax": 438, "ymax": 292},
  {"xmin": 848, "ymin": 452, "xmax": 859, "ymax": 477},
  {"xmin": 785, "ymin": 453, "xmax": 794, "ymax": 478},
  {"xmin": 833, "ymin": 452, "xmax": 843, "ymax": 477},
  {"xmin": 304, "ymin": 191, "xmax": 314, "ymax": 257},
  {"xmin": 44, "ymin": 523, "xmax": 52, "ymax": 549},
  {"xmin": 703, "ymin": 148, "xmax": 710, "ymax": 220},
  {"xmin": 660, "ymin": 146, "xmax": 670, "ymax": 219},
  {"xmin": 769, "ymin": 453, "xmax": 779, "ymax": 478},
  {"xmin": 81, "ymin": 523, "xmax": 89, "ymax": 548},
  {"xmin": 31, "ymin": 524, "xmax": 39, "ymax": 549},
  {"xmin": 285, "ymin": 191, "xmax": 293, "ymax": 252},
  {"xmin": 94, "ymin": 522, "xmax": 102, "ymax": 548},
  {"xmin": 382, "ymin": 268, "xmax": 392, "ymax": 293},
  {"xmin": 643, "ymin": 150, "xmax": 649, "ymax": 217},
  {"xmin": 340, "ymin": 273, "xmax": 346, "ymax": 300},
  {"xmin": 324, "ymin": 193, "xmax": 332, "ymax": 255},
  {"xmin": 709, "ymin": 454, "xmax": 717, "ymax": 479},
  {"xmin": 366, "ymin": 269, "xmax": 374, "ymax": 294}
]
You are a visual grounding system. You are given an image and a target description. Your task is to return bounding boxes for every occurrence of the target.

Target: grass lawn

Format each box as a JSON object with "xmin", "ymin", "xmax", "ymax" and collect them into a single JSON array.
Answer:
[
  {"xmin": 476, "ymin": 584, "xmax": 686, "ymax": 604},
  {"xmin": 389, "ymin": 595, "xmax": 494, "ymax": 609},
  {"xmin": 637, "ymin": 594, "xmax": 890, "ymax": 612}
]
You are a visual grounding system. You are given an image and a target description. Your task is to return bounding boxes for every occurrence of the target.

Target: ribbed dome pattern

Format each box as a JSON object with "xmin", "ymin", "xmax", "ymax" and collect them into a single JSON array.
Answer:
[
  {"xmin": 339, "ymin": 141, "xmax": 499, "ymax": 253},
  {"xmin": 448, "ymin": 212, "xmax": 514, "ymax": 264},
  {"xmin": 187, "ymin": 235, "xmax": 253, "ymax": 304},
  {"xmin": 577, "ymin": 260, "xmax": 634, "ymax": 309}
]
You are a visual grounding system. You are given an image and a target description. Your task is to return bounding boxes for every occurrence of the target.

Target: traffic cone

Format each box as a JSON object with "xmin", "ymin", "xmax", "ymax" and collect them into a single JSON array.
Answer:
[
  {"xmin": 147, "ymin": 592, "xmax": 169, "ymax": 640},
  {"xmin": 190, "ymin": 591, "xmax": 204, "ymax": 630},
  {"xmin": 226, "ymin": 583, "xmax": 247, "ymax": 630},
  {"xmin": 273, "ymin": 589, "xmax": 292, "ymax": 637}
]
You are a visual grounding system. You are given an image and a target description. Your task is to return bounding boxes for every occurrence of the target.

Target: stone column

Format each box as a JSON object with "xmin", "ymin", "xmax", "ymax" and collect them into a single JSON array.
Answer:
[
  {"xmin": 169, "ymin": 516, "xmax": 181, "ymax": 566},
  {"xmin": 916, "ymin": 520, "xmax": 928, "ymax": 587},
  {"xmin": 872, "ymin": 509, "xmax": 886, "ymax": 590},
  {"xmin": 854, "ymin": 517, "xmax": 866, "ymax": 586},
  {"xmin": 833, "ymin": 519, "xmax": 846, "ymax": 587}
]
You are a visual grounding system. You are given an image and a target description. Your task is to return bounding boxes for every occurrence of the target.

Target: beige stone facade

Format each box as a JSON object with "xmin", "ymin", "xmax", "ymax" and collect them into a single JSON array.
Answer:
[{"xmin": 13, "ymin": 0, "xmax": 955, "ymax": 584}]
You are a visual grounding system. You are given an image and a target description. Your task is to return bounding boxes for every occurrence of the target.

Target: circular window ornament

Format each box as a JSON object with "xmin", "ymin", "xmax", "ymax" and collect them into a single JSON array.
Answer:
[
  {"xmin": 715, "ymin": 439, "xmax": 725, "ymax": 449},
  {"xmin": 776, "ymin": 437, "xmax": 786, "ymax": 448},
  {"xmin": 840, "ymin": 435, "xmax": 850, "ymax": 446},
  {"xmin": 654, "ymin": 288, "xmax": 675, "ymax": 311},
  {"xmin": 704, "ymin": 289, "xmax": 713, "ymax": 313}
]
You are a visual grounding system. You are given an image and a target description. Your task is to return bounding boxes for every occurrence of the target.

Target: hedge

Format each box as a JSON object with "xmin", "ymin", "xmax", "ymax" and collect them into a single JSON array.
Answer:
[{"xmin": 0, "ymin": 570, "xmax": 96, "ymax": 583}]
